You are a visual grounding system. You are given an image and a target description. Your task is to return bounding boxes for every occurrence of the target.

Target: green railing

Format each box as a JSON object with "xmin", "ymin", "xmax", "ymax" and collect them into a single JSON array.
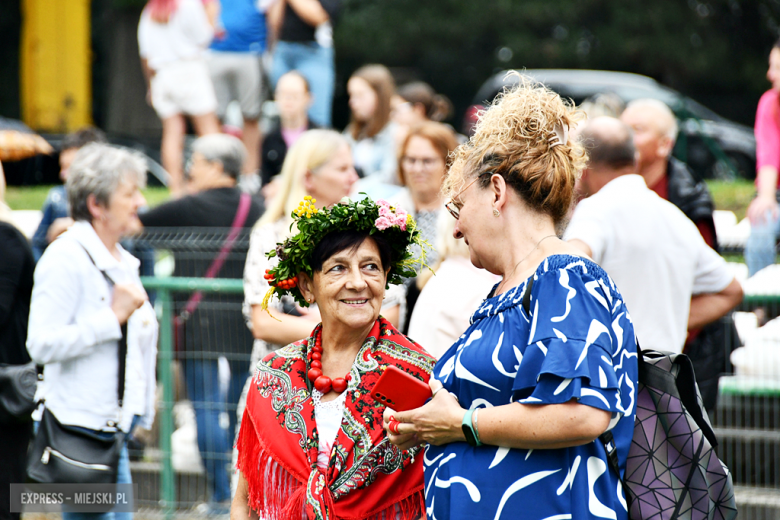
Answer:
[
  {"xmin": 140, "ymin": 277, "xmax": 245, "ymax": 518},
  {"xmin": 741, "ymin": 294, "xmax": 780, "ymax": 307}
]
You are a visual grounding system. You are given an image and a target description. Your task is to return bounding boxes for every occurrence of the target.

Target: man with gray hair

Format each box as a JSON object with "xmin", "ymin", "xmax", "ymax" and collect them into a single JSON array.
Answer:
[
  {"xmin": 139, "ymin": 133, "xmax": 263, "ymax": 510},
  {"xmin": 620, "ymin": 99, "xmax": 718, "ymax": 249},
  {"xmin": 565, "ymin": 117, "xmax": 743, "ymax": 411}
]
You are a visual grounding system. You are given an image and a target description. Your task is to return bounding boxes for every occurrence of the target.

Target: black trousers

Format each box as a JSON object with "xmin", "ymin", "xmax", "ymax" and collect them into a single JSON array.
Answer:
[
  {"xmin": 685, "ymin": 317, "xmax": 739, "ymax": 415},
  {"xmin": 0, "ymin": 421, "xmax": 33, "ymax": 520}
]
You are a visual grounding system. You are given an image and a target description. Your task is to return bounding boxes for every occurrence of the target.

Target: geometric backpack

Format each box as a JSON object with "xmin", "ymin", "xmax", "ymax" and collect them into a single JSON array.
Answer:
[{"xmin": 600, "ymin": 349, "xmax": 739, "ymax": 520}]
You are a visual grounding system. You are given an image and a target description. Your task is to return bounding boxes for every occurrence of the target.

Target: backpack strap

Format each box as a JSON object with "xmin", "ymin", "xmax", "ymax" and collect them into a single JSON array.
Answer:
[
  {"xmin": 522, "ymin": 276, "xmax": 534, "ymax": 315},
  {"xmin": 520, "ymin": 274, "xmax": 623, "ymax": 477},
  {"xmin": 599, "ymin": 337, "xmax": 645, "ymax": 483},
  {"xmin": 486, "ymin": 276, "xmax": 534, "ymax": 308},
  {"xmin": 599, "ymin": 430, "xmax": 621, "ymax": 479}
]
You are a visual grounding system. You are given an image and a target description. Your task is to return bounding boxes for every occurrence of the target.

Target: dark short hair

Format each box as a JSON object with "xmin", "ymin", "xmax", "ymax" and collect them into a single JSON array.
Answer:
[
  {"xmin": 62, "ymin": 126, "xmax": 107, "ymax": 151},
  {"xmin": 310, "ymin": 230, "xmax": 393, "ymax": 274},
  {"xmin": 580, "ymin": 119, "xmax": 636, "ymax": 170},
  {"xmin": 398, "ymin": 81, "xmax": 453, "ymax": 122}
]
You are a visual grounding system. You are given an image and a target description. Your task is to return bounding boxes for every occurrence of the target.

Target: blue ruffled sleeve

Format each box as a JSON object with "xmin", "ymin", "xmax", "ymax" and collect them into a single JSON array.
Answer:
[{"xmin": 513, "ymin": 266, "xmax": 630, "ymax": 416}]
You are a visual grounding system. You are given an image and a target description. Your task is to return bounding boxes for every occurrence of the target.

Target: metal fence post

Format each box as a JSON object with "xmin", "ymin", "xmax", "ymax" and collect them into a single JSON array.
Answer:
[{"xmin": 157, "ymin": 287, "xmax": 176, "ymax": 519}]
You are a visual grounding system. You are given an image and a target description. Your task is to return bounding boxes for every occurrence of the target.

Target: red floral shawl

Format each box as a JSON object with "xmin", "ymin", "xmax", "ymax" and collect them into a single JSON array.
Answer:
[{"xmin": 236, "ymin": 317, "xmax": 436, "ymax": 520}]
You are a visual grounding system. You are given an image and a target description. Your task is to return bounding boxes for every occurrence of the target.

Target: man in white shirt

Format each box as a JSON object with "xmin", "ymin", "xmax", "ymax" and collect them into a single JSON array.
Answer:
[{"xmin": 565, "ymin": 116, "xmax": 743, "ymax": 356}]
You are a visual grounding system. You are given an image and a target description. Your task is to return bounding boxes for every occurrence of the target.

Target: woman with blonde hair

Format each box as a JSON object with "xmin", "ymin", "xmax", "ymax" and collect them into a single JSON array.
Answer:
[{"xmin": 385, "ymin": 76, "xmax": 639, "ymax": 520}]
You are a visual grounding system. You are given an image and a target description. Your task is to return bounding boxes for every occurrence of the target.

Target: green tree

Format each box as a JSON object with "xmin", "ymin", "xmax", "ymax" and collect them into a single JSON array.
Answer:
[{"xmin": 334, "ymin": 0, "xmax": 780, "ymax": 128}]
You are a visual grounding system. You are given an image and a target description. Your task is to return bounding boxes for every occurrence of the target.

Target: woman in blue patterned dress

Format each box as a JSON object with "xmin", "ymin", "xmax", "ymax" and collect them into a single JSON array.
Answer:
[{"xmin": 385, "ymin": 76, "xmax": 640, "ymax": 520}]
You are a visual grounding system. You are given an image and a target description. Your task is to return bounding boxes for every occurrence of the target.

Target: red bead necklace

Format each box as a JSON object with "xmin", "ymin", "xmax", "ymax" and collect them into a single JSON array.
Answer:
[{"xmin": 307, "ymin": 329, "xmax": 351, "ymax": 394}]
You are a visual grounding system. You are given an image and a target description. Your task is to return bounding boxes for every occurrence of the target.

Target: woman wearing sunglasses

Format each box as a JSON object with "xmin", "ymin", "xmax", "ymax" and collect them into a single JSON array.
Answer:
[{"xmin": 384, "ymin": 76, "xmax": 639, "ymax": 520}]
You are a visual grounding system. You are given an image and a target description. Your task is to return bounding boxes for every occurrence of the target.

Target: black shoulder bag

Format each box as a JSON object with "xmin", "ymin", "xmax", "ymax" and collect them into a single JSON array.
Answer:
[
  {"xmin": 26, "ymin": 247, "xmax": 128, "ymax": 484},
  {"xmin": 0, "ymin": 362, "xmax": 40, "ymax": 423}
]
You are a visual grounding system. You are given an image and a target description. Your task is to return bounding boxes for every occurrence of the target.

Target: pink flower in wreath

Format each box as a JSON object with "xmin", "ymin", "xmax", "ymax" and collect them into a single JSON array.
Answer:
[
  {"xmin": 375, "ymin": 216, "xmax": 392, "ymax": 230},
  {"xmin": 393, "ymin": 212, "xmax": 408, "ymax": 231},
  {"xmin": 378, "ymin": 205, "xmax": 393, "ymax": 218}
]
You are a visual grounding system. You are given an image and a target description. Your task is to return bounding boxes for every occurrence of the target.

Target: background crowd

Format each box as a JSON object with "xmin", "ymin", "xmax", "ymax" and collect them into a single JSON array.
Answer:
[{"xmin": 2, "ymin": 0, "xmax": 779, "ymax": 518}]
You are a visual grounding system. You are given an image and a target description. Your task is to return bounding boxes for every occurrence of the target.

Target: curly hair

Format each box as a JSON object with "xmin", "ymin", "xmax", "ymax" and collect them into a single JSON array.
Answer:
[{"xmin": 443, "ymin": 73, "xmax": 588, "ymax": 226}]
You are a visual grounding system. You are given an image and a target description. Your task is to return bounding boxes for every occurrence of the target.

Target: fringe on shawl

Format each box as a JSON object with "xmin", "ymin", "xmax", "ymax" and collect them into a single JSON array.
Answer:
[
  {"xmin": 362, "ymin": 490, "xmax": 426, "ymax": 520},
  {"xmin": 236, "ymin": 411, "xmax": 306, "ymax": 520}
]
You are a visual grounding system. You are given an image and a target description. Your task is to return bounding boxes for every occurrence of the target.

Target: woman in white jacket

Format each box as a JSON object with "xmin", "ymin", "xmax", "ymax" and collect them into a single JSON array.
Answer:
[{"xmin": 27, "ymin": 143, "xmax": 158, "ymax": 520}]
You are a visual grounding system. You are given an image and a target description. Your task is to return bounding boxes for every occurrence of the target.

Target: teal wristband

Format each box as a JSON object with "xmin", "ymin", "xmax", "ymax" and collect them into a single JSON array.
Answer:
[
  {"xmin": 461, "ymin": 407, "xmax": 483, "ymax": 447},
  {"xmin": 473, "ymin": 408, "xmax": 482, "ymax": 444}
]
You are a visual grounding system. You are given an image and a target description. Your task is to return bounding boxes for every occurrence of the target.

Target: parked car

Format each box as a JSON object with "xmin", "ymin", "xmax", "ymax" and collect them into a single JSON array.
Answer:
[
  {"xmin": 463, "ymin": 69, "xmax": 756, "ymax": 180},
  {"xmin": 2, "ymin": 129, "xmax": 169, "ymax": 187}
]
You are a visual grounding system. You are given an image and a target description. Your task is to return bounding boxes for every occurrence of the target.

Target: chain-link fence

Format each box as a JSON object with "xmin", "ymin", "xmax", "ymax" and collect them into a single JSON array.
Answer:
[{"xmin": 130, "ymin": 229, "xmax": 254, "ymax": 518}]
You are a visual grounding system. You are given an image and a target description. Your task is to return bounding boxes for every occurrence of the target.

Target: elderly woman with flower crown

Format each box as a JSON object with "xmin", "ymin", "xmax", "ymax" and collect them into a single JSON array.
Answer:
[
  {"xmin": 231, "ymin": 196, "xmax": 436, "ymax": 520},
  {"xmin": 384, "ymin": 77, "xmax": 639, "ymax": 520}
]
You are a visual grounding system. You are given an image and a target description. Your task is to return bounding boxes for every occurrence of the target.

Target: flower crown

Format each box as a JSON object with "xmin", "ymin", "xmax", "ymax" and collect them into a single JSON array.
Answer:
[{"xmin": 261, "ymin": 195, "xmax": 430, "ymax": 311}]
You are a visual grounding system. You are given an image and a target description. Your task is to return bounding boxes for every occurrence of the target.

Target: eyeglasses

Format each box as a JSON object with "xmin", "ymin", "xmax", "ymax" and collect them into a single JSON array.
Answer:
[
  {"xmin": 444, "ymin": 171, "xmax": 494, "ymax": 219},
  {"xmin": 401, "ymin": 156, "xmax": 442, "ymax": 170}
]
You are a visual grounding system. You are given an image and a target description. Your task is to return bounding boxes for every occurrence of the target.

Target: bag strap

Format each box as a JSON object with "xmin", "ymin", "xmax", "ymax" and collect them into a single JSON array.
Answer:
[
  {"xmin": 78, "ymin": 245, "xmax": 129, "ymax": 410},
  {"xmin": 486, "ymin": 275, "xmax": 535, "ymax": 308},
  {"xmin": 178, "ymin": 191, "xmax": 253, "ymax": 322},
  {"xmin": 521, "ymin": 274, "xmax": 625, "ymax": 481},
  {"xmin": 598, "ymin": 338, "xmax": 646, "ymax": 482},
  {"xmin": 522, "ymin": 276, "xmax": 534, "ymax": 315}
]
